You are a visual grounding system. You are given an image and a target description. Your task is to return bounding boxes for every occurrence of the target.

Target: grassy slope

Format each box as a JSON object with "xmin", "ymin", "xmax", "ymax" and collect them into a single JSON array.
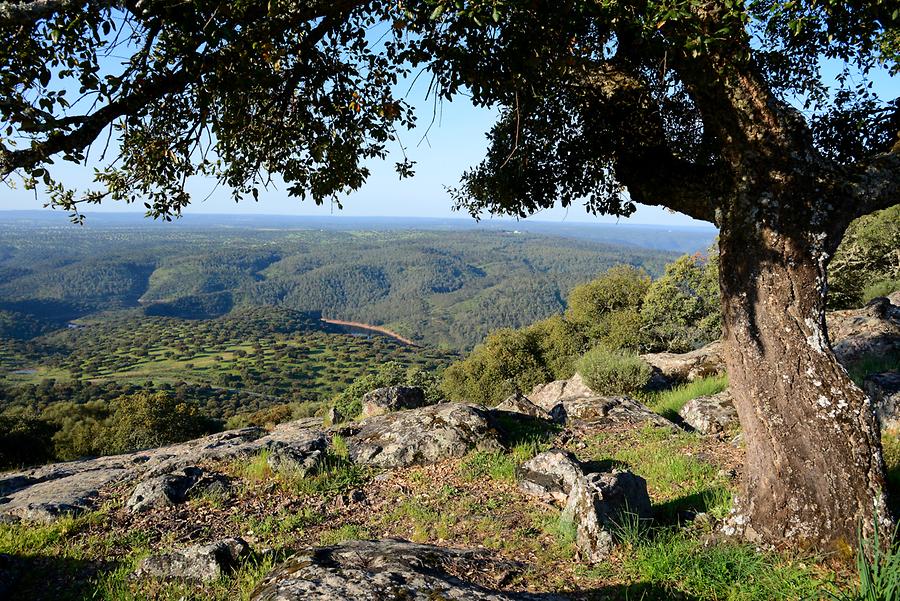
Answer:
[{"xmin": 2, "ymin": 382, "xmax": 881, "ymax": 600}]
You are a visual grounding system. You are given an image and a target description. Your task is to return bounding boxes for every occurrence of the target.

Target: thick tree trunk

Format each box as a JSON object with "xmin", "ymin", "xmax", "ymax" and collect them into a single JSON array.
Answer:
[{"xmin": 719, "ymin": 211, "xmax": 893, "ymax": 550}]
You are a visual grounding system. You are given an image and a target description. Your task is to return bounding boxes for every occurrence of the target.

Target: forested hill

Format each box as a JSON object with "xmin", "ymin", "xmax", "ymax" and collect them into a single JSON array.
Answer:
[{"xmin": 0, "ymin": 215, "xmax": 692, "ymax": 350}]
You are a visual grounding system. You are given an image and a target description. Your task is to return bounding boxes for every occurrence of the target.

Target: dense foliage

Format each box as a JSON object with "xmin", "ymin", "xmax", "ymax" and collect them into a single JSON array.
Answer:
[
  {"xmin": 442, "ymin": 252, "xmax": 720, "ymax": 405},
  {"xmin": 828, "ymin": 205, "xmax": 900, "ymax": 309}
]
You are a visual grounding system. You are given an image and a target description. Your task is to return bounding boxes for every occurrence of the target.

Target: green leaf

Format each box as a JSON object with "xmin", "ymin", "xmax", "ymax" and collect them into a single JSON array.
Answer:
[{"xmin": 430, "ymin": 4, "xmax": 445, "ymax": 20}]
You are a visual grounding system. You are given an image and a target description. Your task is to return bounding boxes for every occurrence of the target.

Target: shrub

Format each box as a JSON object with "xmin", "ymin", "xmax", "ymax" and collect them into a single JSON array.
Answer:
[
  {"xmin": 441, "ymin": 327, "xmax": 550, "ymax": 406},
  {"xmin": 331, "ymin": 361, "xmax": 443, "ymax": 422},
  {"xmin": 829, "ymin": 205, "xmax": 900, "ymax": 309},
  {"xmin": 576, "ymin": 346, "xmax": 652, "ymax": 395},
  {"xmin": 104, "ymin": 392, "xmax": 215, "ymax": 454},
  {"xmin": 863, "ymin": 279, "xmax": 900, "ymax": 304},
  {"xmin": 0, "ymin": 412, "xmax": 56, "ymax": 469},
  {"xmin": 566, "ymin": 265, "xmax": 650, "ymax": 340},
  {"xmin": 641, "ymin": 252, "xmax": 721, "ymax": 353}
]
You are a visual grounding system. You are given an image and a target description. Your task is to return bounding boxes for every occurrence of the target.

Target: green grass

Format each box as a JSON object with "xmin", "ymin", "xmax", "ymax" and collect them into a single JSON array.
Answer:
[
  {"xmin": 582, "ymin": 424, "xmax": 731, "ymax": 521},
  {"xmin": 623, "ymin": 528, "xmax": 824, "ymax": 600},
  {"xmin": 458, "ymin": 439, "xmax": 548, "ymax": 482},
  {"xmin": 317, "ymin": 524, "xmax": 372, "ymax": 546},
  {"xmin": 846, "ymin": 352, "xmax": 900, "ymax": 387},
  {"xmin": 642, "ymin": 374, "xmax": 729, "ymax": 422}
]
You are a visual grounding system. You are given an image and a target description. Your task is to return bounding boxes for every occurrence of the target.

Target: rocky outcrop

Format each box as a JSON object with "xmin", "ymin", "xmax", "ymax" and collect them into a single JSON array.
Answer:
[
  {"xmin": 495, "ymin": 392, "xmax": 551, "ymax": 420},
  {"xmin": 550, "ymin": 396, "xmax": 674, "ymax": 429},
  {"xmin": 640, "ymin": 341, "xmax": 725, "ymax": 384},
  {"xmin": 360, "ymin": 386, "xmax": 427, "ymax": 419},
  {"xmin": 827, "ymin": 297, "xmax": 900, "ymax": 364},
  {"xmin": 134, "ymin": 538, "xmax": 250, "ymax": 583},
  {"xmin": 865, "ymin": 372, "xmax": 900, "ymax": 431},
  {"xmin": 339, "ymin": 403, "xmax": 503, "ymax": 468},
  {"xmin": 0, "ymin": 420, "xmax": 326, "ymax": 523},
  {"xmin": 528, "ymin": 373, "xmax": 594, "ymax": 411},
  {"xmin": 562, "ymin": 471, "xmax": 651, "ymax": 563},
  {"xmin": 265, "ymin": 436, "xmax": 328, "ymax": 477},
  {"xmin": 249, "ymin": 539, "xmax": 565, "ymax": 600},
  {"xmin": 678, "ymin": 390, "xmax": 739, "ymax": 435},
  {"xmin": 517, "ymin": 449, "xmax": 583, "ymax": 505}
]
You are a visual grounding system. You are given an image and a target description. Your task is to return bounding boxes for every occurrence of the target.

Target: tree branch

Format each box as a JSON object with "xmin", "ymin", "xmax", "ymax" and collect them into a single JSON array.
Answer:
[{"xmin": 572, "ymin": 60, "xmax": 724, "ymax": 223}]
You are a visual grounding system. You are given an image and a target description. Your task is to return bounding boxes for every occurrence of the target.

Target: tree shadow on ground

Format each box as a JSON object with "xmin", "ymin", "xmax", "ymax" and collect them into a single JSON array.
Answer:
[
  {"xmin": 563, "ymin": 583, "xmax": 702, "ymax": 600},
  {"xmin": 652, "ymin": 486, "xmax": 729, "ymax": 526},
  {"xmin": 488, "ymin": 410, "xmax": 561, "ymax": 448},
  {"xmin": 0, "ymin": 553, "xmax": 113, "ymax": 601}
]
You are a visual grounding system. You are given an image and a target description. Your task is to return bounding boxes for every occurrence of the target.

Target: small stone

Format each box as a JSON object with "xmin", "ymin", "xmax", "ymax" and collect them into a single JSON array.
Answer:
[
  {"xmin": 266, "ymin": 439, "xmax": 326, "ymax": 478},
  {"xmin": 516, "ymin": 449, "xmax": 582, "ymax": 505},
  {"xmin": 562, "ymin": 470, "xmax": 651, "ymax": 563},
  {"xmin": 134, "ymin": 538, "xmax": 250, "ymax": 583},
  {"xmin": 360, "ymin": 386, "xmax": 427, "ymax": 419},
  {"xmin": 679, "ymin": 390, "xmax": 739, "ymax": 434},
  {"xmin": 864, "ymin": 372, "xmax": 900, "ymax": 431}
]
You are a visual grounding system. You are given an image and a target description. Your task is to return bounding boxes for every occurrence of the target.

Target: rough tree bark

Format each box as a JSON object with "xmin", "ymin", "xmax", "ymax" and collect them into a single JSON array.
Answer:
[{"xmin": 717, "ymin": 199, "xmax": 892, "ymax": 550}]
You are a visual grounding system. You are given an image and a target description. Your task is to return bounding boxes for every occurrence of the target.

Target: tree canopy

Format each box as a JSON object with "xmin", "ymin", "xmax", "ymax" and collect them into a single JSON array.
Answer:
[{"xmin": 1, "ymin": 1, "xmax": 896, "ymax": 225}]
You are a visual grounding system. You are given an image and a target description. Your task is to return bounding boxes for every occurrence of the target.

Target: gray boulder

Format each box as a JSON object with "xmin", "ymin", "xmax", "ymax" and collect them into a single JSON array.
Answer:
[
  {"xmin": 340, "ymin": 403, "xmax": 503, "ymax": 468},
  {"xmin": 562, "ymin": 471, "xmax": 651, "ymax": 563},
  {"xmin": 495, "ymin": 392, "xmax": 551, "ymax": 420},
  {"xmin": 360, "ymin": 386, "xmax": 427, "ymax": 419},
  {"xmin": 640, "ymin": 341, "xmax": 725, "ymax": 384},
  {"xmin": 550, "ymin": 396, "xmax": 674, "ymax": 429},
  {"xmin": 249, "ymin": 538, "xmax": 565, "ymax": 600},
  {"xmin": 127, "ymin": 467, "xmax": 234, "ymax": 513},
  {"xmin": 678, "ymin": 390, "xmax": 740, "ymax": 434},
  {"xmin": 266, "ymin": 435, "xmax": 329, "ymax": 477},
  {"xmin": 528, "ymin": 373, "xmax": 594, "ymax": 411},
  {"xmin": 827, "ymin": 297, "xmax": 900, "ymax": 364},
  {"xmin": 134, "ymin": 537, "xmax": 250, "ymax": 583},
  {"xmin": 517, "ymin": 449, "xmax": 583, "ymax": 505},
  {"xmin": 127, "ymin": 467, "xmax": 202, "ymax": 513},
  {"xmin": 865, "ymin": 372, "xmax": 900, "ymax": 431}
]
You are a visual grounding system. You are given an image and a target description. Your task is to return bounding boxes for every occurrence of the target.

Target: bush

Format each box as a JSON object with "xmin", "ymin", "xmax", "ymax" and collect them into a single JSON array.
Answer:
[
  {"xmin": 863, "ymin": 279, "xmax": 900, "ymax": 304},
  {"xmin": 566, "ymin": 265, "xmax": 650, "ymax": 341},
  {"xmin": 526, "ymin": 315, "xmax": 587, "ymax": 380},
  {"xmin": 641, "ymin": 252, "xmax": 720, "ymax": 353},
  {"xmin": 331, "ymin": 361, "xmax": 443, "ymax": 422},
  {"xmin": 576, "ymin": 346, "xmax": 652, "ymax": 395},
  {"xmin": 829, "ymin": 205, "xmax": 900, "ymax": 309},
  {"xmin": 104, "ymin": 392, "xmax": 215, "ymax": 454},
  {"xmin": 0, "ymin": 412, "xmax": 56, "ymax": 469},
  {"xmin": 441, "ymin": 327, "xmax": 550, "ymax": 406}
]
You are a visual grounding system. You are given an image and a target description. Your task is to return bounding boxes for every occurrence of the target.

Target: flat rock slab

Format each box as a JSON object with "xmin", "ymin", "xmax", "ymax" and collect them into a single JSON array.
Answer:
[
  {"xmin": 0, "ymin": 421, "xmax": 325, "ymax": 523},
  {"xmin": 250, "ymin": 539, "xmax": 567, "ymax": 600},
  {"xmin": 679, "ymin": 390, "xmax": 739, "ymax": 434},
  {"xmin": 640, "ymin": 341, "xmax": 725, "ymax": 384},
  {"xmin": 339, "ymin": 403, "xmax": 503, "ymax": 468},
  {"xmin": 549, "ymin": 396, "xmax": 675, "ymax": 430}
]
